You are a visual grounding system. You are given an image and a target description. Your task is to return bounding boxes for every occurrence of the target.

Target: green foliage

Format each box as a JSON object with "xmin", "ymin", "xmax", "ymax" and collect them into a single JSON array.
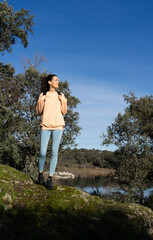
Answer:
[
  {"xmin": 58, "ymin": 148, "xmax": 114, "ymax": 168},
  {"xmin": 102, "ymin": 93, "xmax": 153, "ymax": 203},
  {"xmin": 0, "ymin": 1, "xmax": 81, "ymax": 178},
  {"xmin": 0, "ymin": 0, "xmax": 34, "ymax": 53},
  {"xmin": 0, "ymin": 62, "xmax": 81, "ymax": 178},
  {"xmin": 144, "ymin": 193, "xmax": 153, "ymax": 211},
  {"xmin": 58, "ymin": 80, "xmax": 81, "ymax": 147},
  {"xmin": 0, "ymin": 63, "xmax": 24, "ymax": 169}
]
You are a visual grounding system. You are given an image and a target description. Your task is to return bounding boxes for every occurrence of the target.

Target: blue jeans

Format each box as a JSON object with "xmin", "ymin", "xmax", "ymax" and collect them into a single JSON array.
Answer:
[{"xmin": 39, "ymin": 130, "xmax": 63, "ymax": 176}]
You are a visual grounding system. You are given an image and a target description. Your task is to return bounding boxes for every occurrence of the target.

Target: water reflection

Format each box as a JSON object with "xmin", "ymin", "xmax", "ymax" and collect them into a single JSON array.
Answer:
[{"xmin": 56, "ymin": 175, "xmax": 153, "ymax": 198}]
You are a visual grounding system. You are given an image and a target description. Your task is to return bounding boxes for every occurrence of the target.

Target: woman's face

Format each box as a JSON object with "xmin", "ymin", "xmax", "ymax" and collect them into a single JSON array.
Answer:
[{"xmin": 49, "ymin": 76, "xmax": 59, "ymax": 89}]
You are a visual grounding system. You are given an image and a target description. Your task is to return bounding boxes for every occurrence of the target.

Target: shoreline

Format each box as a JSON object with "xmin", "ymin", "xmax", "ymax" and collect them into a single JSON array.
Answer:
[
  {"xmin": 43, "ymin": 164, "xmax": 115, "ymax": 179},
  {"xmin": 54, "ymin": 166, "xmax": 115, "ymax": 179}
]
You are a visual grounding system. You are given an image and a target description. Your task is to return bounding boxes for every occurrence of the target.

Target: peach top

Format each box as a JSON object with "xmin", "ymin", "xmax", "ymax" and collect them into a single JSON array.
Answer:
[{"xmin": 36, "ymin": 91, "xmax": 67, "ymax": 130}]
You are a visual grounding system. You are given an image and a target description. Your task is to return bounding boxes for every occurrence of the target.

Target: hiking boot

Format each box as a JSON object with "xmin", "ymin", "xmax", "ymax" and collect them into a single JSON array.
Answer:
[
  {"xmin": 38, "ymin": 172, "xmax": 45, "ymax": 185},
  {"xmin": 46, "ymin": 176, "xmax": 53, "ymax": 190}
]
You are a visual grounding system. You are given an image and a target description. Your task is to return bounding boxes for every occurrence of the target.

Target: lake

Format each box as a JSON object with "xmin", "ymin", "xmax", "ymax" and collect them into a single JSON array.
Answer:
[{"xmin": 55, "ymin": 175, "xmax": 153, "ymax": 199}]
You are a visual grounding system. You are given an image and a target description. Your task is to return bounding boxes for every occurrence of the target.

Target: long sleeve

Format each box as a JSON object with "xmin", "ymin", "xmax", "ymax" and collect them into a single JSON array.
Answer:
[
  {"xmin": 59, "ymin": 94, "xmax": 67, "ymax": 115},
  {"xmin": 36, "ymin": 94, "xmax": 45, "ymax": 115}
]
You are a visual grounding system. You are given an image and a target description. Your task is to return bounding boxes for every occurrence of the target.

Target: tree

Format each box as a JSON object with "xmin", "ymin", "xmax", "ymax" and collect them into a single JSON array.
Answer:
[
  {"xmin": 0, "ymin": 1, "xmax": 81, "ymax": 179},
  {"xmin": 0, "ymin": 0, "xmax": 34, "ymax": 53},
  {"xmin": 58, "ymin": 80, "xmax": 81, "ymax": 147},
  {"xmin": 102, "ymin": 93, "xmax": 153, "ymax": 203},
  {"xmin": 0, "ymin": 63, "xmax": 24, "ymax": 169},
  {"xmin": 0, "ymin": 59, "xmax": 81, "ymax": 178},
  {"xmin": 0, "ymin": 0, "xmax": 34, "ymax": 169}
]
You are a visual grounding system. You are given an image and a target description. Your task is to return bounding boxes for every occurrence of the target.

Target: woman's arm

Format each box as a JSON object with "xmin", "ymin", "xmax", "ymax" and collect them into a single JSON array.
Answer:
[
  {"xmin": 36, "ymin": 93, "xmax": 46, "ymax": 115},
  {"xmin": 58, "ymin": 93, "xmax": 67, "ymax": 115}
]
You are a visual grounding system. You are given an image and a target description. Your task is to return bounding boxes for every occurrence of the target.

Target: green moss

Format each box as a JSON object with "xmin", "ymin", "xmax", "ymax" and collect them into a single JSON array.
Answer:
[{"xmin": 0, "ymin": 164, "xmax": 153, "ymax": 240}]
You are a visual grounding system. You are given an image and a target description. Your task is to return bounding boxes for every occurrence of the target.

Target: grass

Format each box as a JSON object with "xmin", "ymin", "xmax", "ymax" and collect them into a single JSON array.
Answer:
[{"xmin": 0, "ymin": 163, "xmax": 153, "ymax": 240}]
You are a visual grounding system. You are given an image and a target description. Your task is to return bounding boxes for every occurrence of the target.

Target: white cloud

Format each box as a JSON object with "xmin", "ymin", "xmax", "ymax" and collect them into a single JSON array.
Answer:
[
  {"xmin": 65, "ymin": 75, "xmax": 151, "ymax": 150},
  {"xmin": 69, "ymin": 80, "xmax": 126, "ymax": 150}
]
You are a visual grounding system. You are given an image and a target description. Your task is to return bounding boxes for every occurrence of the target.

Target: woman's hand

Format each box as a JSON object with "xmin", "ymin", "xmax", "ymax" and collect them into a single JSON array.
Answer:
[
  {"xmin": 36, "ymin": 93, "xmax": 46, "ymax": 115},
  {"xmin": 40, "ymin": 93, "xmax": 46, "ymax": 101},
  {"xmin": 58, "ymin": 93, "xmax": 67, "ymax": 115},
  {"xmin": 58, "ymin": 93, "xmax": 64, "ymax": 101}
]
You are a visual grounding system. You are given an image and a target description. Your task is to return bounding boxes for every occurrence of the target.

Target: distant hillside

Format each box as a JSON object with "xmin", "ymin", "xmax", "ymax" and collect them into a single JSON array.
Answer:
[{"xmin": 57, "ymin": 148, "xmax": 116, "ymax": 169}]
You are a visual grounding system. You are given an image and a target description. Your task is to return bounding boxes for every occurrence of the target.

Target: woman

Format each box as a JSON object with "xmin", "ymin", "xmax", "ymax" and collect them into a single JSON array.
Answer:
[{"xmin": 36, "ymin": 74, "xmax": 67, "ymax": 190}]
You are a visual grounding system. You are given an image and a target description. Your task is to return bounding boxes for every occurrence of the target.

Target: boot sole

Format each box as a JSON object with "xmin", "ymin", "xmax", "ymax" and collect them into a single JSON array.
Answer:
[{"xmin": 45, "ymin": 184, "xmax": 53, "ymax": 190}]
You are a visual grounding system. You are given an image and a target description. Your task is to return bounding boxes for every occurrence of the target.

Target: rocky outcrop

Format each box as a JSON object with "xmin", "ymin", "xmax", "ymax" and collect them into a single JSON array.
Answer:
[
  {"xmin": 0, "ymin": 164, "xmax": 153, "ymax": 240},
  {"xmin": 54, "ymin": 171, "xmax": 75, "ymax": 179}
]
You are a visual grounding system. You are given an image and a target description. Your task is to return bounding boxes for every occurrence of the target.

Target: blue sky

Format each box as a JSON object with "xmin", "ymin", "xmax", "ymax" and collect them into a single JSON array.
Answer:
[{"xmin": 1, "ymin": 0, "xmax": 153, "ymax": 150}]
